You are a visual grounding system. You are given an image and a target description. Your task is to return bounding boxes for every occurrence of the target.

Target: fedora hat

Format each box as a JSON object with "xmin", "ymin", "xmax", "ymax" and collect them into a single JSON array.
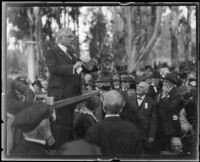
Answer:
[{"xmin": 164, "ymin": 72, "xmax": 178, "ymax": 85}]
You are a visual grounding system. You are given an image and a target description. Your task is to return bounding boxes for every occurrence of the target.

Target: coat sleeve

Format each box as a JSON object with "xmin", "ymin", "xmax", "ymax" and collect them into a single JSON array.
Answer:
[
  {"xmin": 148, "ymin": 101, "xmax": 157, "ymax": 139},
  {"xmin": 162, "ymin": 96, "xmax": 182, "ymax": 113}
]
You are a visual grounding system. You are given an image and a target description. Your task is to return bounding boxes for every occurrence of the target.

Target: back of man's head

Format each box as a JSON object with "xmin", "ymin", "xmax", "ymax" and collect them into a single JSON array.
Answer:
[{"xmin": 103, "ymin": 90, "xmax": 125, "ymax": 114}]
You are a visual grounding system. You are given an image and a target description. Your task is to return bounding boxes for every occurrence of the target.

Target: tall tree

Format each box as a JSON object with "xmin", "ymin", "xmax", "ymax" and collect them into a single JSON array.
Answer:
[
  {"xmin": 122, "ymin": 6, "xmax": 162, "ymax": 73},
  {"xmin": 170, "ymin": 6, "xmax": 179, "ymax": 72}
]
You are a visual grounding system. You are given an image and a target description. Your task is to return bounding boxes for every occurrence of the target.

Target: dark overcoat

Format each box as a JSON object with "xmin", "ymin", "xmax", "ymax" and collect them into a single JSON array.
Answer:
[{"xmin": 86, "ymin": 116, "xmax": 143, "ymax": 155}]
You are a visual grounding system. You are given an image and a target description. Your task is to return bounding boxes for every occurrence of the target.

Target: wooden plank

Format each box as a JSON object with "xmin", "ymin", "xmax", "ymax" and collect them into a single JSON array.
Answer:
[{"xmin": 53, "ymin": 90, "xmax": 100, "ymax": 109}]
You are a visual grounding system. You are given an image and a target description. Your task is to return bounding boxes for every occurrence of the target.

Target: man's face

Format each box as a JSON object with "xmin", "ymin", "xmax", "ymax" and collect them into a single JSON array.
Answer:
[
  {"xmin": 136, "ymin": 82, "xmax": 148, "ymax": 95},
  {"xmin": 33, "ymin": 84, "xmax": 41, "ymax": 92},
  {"xmin": 171, "ymin": 138, "xmax": 183, "ymax": 154},
  {"xmin": 60, "ymin": 30, "xmax": 75, "ymax": 48},
  {"xmin": 113, "ymin": 81, "xmax": 120, "ymax": 89},
  {"xmin": 121, "ymin": 81, "xmax": 130, "ymax": 90},
  {"xmin": 151, "ymin": 78, "xmax": 159, "ymax": 86},
  {"xmin": 162, "ymin": 80, "xmax": 172, "ymax": 91}
]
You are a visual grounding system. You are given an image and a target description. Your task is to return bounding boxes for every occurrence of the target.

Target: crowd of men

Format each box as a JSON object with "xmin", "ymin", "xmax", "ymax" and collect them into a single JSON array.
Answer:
[
  {"xmin": 5, "ymin": 28, "xmax": 198, "ymax": 159},
  {"xmin": 6, "ymin": 68, "xmax": 198, "ymax": 158}
]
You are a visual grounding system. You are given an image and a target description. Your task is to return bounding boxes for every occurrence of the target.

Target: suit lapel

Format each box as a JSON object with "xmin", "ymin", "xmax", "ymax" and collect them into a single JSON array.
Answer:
[{"xmin": 55, "ymin": 45, "xmax": 74, "ymax": 63}]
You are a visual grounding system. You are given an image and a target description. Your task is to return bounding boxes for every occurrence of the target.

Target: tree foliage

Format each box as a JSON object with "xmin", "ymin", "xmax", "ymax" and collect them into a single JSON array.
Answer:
[{"xmin": 87, "ymin": 8, "xmax": 113, "ymax": 73}]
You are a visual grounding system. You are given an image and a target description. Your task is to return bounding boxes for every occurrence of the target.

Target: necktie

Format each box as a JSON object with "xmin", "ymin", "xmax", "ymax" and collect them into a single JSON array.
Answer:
[{"xmin": 66, "ymin": 48, "xmax": 73, "ymax": 58}]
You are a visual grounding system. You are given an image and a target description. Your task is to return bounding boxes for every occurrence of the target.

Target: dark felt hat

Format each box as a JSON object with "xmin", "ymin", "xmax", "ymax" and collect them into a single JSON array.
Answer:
[
  {"xmin": 163, "ymin": 72, "xmax": 178, "ymax": 85},
  {"xmin": 135, "ymin": 76, "xmax": 147, "ymax": 84},
  {"xmin": 12, "ymin": 103, "xmax": 53, "ymax": 132},
  {"xmin": 95, "ymin": 75, "xmax": 112, "ymax": 83},
  {"xmin": 151, "ymin": 71, "xmax": 162, "ymax": 79}
]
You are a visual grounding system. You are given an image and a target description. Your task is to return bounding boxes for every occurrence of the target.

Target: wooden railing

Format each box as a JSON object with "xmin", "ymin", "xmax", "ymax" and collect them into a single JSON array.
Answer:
[{"xmin": 36, "ymin": 90, "xmax": 100, "ymax": 109}]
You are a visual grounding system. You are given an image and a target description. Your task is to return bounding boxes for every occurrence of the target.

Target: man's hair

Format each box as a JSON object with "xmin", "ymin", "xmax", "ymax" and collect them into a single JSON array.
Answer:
[
  {"xmin": 103, "ymin": 90, "xmax": 125, "ymax": 114},
  {"xmin": 55, "ymin": 28, "xmax": 73, "ymax": 43}
]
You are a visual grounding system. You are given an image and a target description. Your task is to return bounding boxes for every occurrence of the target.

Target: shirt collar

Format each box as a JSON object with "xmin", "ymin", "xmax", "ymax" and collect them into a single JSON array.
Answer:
[{"xmin": 137, "ymin": 95, "xmax": 145, "ymax": 100}]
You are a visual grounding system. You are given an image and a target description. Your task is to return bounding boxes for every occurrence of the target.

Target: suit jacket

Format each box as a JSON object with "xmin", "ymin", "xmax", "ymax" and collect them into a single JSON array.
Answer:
[
  {"xmin": 119, "ymin": 90, "xmax": 147, "ymax": 137},
  {"xmin": 6, "ymin": 78, "xmax": 35, "ymax": 115},
  {"xmin": 43, "ymin": 42, "xmax": 82, "ymax": 101},
  {"xmin": 73, "ymin": 112, "xmax": 97, "ymax": 137},
  {"xmin": 157, "ymin": 87, "xmax": 182, "ymax": 136},
  {"xmin": 148, "ymin": 81, "xmax": 163, "ymax": 100},
  {"xmin": 86, "ymin": 116, "xmax": 143, "ymax": 155},
  {"xmin": 130, "ymin": 94, "xmax": 157, "ymax": 140}
]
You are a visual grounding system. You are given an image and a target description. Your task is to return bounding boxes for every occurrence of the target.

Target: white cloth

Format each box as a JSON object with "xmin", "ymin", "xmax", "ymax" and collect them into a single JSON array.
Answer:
[
  {"xmin": 80, "ymin": 106, "xmax": 98, "ymax": 122},
  {"xmin": 24, "ymin": 136, "xmax": 46, "ymax": 145},
  {"xmin": 105, "ymin": 114, "xmax": 120, "ymax": 118}
]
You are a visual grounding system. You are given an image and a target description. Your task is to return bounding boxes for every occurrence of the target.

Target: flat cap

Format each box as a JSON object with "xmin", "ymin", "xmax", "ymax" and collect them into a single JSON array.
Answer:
[{"xmin": 12, "ymin": 103, "xmax": 53, "ymax": 132}]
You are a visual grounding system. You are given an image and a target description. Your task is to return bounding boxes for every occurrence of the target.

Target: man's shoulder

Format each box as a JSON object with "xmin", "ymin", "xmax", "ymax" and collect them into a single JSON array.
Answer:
[
  {"xmin": 144, "ymin": 95, "xmax": 155, "ymax": 104},
  {"xmin": 42, "ymin": 41, "xmax": 58, "ymax": 52}
]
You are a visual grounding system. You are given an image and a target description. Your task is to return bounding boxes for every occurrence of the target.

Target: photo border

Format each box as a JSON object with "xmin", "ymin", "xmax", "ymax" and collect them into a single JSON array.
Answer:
[{"xmin": 1, "ymin": 1, "xmax": 199, "ymax": 161}]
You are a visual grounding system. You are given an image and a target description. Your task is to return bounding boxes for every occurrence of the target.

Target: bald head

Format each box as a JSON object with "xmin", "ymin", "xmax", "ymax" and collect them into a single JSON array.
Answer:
[
  {"xmin": 103, "ymin": 90, "xmax": 125, "ymax": 114},
  {"xmin": 171, "ymin": 137, "xmax": 183, "ymax": 154},
  {"xmin": 136, "ymin": 81, "xmax": 150, "ymax": 95}
]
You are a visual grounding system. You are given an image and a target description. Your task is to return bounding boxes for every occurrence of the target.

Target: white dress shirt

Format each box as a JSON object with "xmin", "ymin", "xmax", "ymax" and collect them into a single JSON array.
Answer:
[
  {"xmin": 137, "ymin": 95, "xmax": 145, "ymax": 107},
  {"xmin": 105, "ymin": 114, "xmax": 120, "ymax": 118}
]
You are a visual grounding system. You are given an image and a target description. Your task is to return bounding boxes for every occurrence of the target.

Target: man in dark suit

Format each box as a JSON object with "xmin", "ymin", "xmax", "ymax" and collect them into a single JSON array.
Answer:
[
  {"xmin": 86, "ymin": 90, "xmax": 143, "ymax": 155},
  {"xmin": 119, "ymin": 89, "xmax": 147, "ymax": 139},
  {"xmin": 6, "ymin": 76, "xmax": 35, "ymax": 155},
  {"xmin": 11, "ymin": 103, "xmax": 54, "ymax": 156},
  {"xmin": 135, "ymin": 81, "xmax": 157, "ymax": 154},
  {"xmin": 43, "ymin": 28, "xmax": 99, "ymax": 148},
  {"xmin": 156, "ymin": 72, "xmax": 183, "ymax": 153}
]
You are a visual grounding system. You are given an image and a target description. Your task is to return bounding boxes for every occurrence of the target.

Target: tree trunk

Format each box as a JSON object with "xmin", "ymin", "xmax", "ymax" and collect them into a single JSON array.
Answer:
[
  {"xmin": 185, "ymin": 6, "xmax": 192, "ymax": 63},
  {"xmin": 126, "ymin": 6, "xmax": 162, "ymax": 73},
  {"xmin": 170, "ymin": 6, "xmax": 179, "ymax": 72}
]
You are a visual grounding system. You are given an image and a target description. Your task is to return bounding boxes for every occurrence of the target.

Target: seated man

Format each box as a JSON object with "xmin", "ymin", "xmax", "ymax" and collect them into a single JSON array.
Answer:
[
  {"xmin": 86, "ymin": 90, "xmax": 143, "ymax": 155},
  {"xmin": 11, "ymin": 103, "xmax": 55, "ymax": 156},
  {"xmin": 6, "ymin": 75, "xmax": 35, "ymax": 155},
  {"xmin": 160, "ymin": 137, "xmax": 184, "ymax": 155}
]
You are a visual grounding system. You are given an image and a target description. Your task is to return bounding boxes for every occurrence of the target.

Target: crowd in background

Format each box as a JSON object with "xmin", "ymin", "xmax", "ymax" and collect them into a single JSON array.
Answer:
[{"xmin": 6, "ymin": 63, "xmax": 198, "ymax": 158}]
